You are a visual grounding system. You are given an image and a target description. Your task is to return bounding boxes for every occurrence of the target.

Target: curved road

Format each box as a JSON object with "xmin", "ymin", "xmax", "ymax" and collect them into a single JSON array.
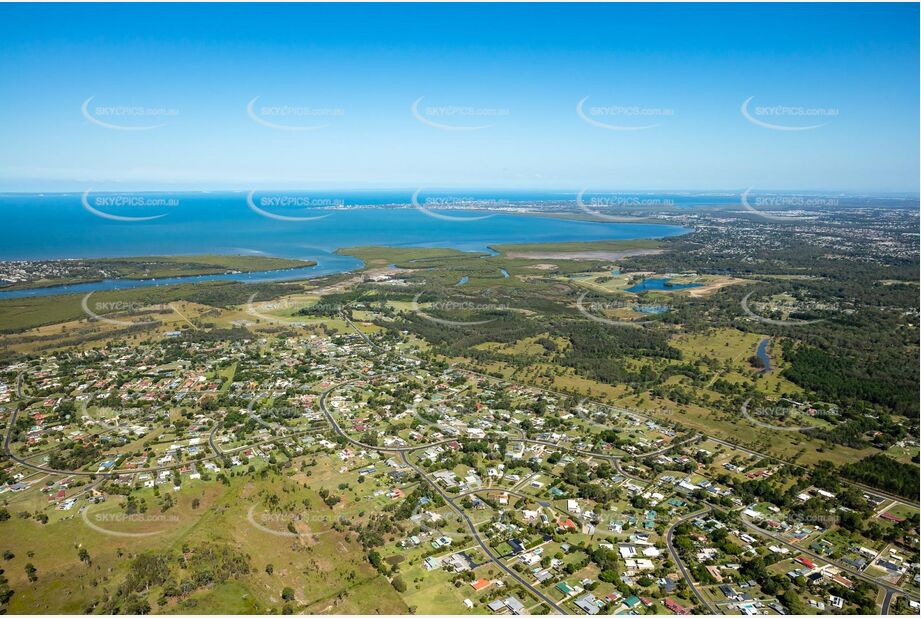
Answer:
[
  {"xmin": 457, "ymin": 366, "xmax": 918, "ymax": 510},
  {"xmin": 399, "ymin": 451, "xmax": 569, "ymax": 615},
  {"xmin": 8, "ymin": 318, "xmax": 915, "ymax": 613},
  {"xmin": 318, "ymin": 372, "xmax": 697, "ymax": 464},
  {"xmin": 10, "ymin": 348, "xmax": 680, "ymax": 615},
  {"xmin": 881, "ymin": 590, "xmax": 895, "ymax": 615},
  {"xmin": 4, "ymin": 408, "xmax": 330, "ymax": 479},
  {"xmin": 454, "ymin": 487, "xmax": 571, "ymax": 520},
  {"xmin": 208, "ymin": 422, "xmax": 223, "ymax": 456},
  {"xmin": 703, "ymin": 437, "xmax": 917, "ymax": 509},
  {"xmin": 665, "ymin": 507, "xmax": 717, "ymax": 614},
  {"xmin": 316, "ymin": 373, "xmax": 568, "ymax": 613},
  {"xmin": 740, "ymin": 514, "xmax": 919, "ymax": 603},
  {"xmin": 3, "ymin": 408, "xmax": 223, "ymax": 478}
]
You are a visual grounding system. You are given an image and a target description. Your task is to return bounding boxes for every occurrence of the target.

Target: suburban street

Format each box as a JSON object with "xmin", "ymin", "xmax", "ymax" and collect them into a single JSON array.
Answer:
[{"xmin": 666, "ymin": 507, "xmax": 717, "ymax": 614}]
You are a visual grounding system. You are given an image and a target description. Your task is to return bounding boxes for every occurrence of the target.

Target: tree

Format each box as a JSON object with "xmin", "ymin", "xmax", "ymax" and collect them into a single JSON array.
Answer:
[
  {"xmin": 781, "ymin": 589, "xmax": 805, "ymax": 614},
  {"xmin": 368, "ymin": 550, "xmax": 384, "ymax": 571},
  {"xmin": 599, "ymin": 569, "xmax": 618, "ymax": 583},
  {"xmin": 78, "ymin": 547, "xmax": 91, "ymax": 564},
  {"xmin": 281, "ymin": 587, "xmax": 295, "ymax": 601},
  {"xmin": 123, "ymin": 593, "xmax": 151, "ymax": 614}
]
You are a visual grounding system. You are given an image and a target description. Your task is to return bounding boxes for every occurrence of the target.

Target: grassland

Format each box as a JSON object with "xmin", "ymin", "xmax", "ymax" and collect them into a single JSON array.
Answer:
[
  {"xmin": 3, "ymin": 235, "xmax": 913, "ymax": 508},
  {"xmin": 451, "ymin": 324, "xmax": 875, "ymax": 469},
  {"xmin": 91, "ymin": 255, "xmax": 314, "ymax": 277},
  {"xmin": 491, "ymin": 238, "xmax": 663, "ymax": 255},
  {"xmin": 337, "ymin": 246, "xmax": 472, "ymax": 270},
  {"xmin": 0, "ymin": 280, "xmax": 301, "ymax": 335},
  {"xmin": 0, "ymin": 467, "xmax": 408, "ymax": 615}
]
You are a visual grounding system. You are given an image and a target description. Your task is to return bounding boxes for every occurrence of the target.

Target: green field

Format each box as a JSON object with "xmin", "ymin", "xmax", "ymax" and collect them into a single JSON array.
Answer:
[
  {"xmin": 491, "ymin": 238, "xmax": 662, "ymax": 255},
  {"xmin": 0, "ymin": 280, "xmax": 301, "ymax": 334}
]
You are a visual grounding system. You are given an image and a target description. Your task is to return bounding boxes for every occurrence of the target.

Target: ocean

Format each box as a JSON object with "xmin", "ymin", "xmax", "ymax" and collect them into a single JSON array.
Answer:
[{"xmin": 0, "ymin": 191, "xmax": 690, "ymax": 297}]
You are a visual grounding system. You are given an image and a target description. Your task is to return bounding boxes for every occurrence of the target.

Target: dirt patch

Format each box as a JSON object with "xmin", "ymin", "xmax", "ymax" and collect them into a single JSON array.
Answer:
[
  {"xmin": 687, "ymin": 278, "xmax": 746, "ymax": 297},
  {"xmin": 312, "ymin": 267, "xmax": 395, "ymax": 295}
]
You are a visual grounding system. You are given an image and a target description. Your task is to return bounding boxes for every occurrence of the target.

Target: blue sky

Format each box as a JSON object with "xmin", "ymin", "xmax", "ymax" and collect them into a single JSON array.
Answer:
[{"xmin": 0, "ymin": 2, "xmax": 918, "ymax": 193}]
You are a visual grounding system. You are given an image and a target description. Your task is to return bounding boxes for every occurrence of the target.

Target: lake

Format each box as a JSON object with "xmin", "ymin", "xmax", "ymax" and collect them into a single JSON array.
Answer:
[
  {"xmin": 756, "ymin": 338, "xmax": 772, "ymax": 373},
  {"xmin": 625, "ymin": 277, "xmax": 701, "ymax": 293}
]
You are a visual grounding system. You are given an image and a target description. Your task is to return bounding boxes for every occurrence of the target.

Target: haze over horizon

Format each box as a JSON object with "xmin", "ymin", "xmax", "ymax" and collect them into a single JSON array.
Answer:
[
  {"xmin": 1, "ymin": 187, "xmax": 919, "ymax": 199},
  {"xmin": 1, "ymin": 3, "xmax": 918, "ymax": 193}
]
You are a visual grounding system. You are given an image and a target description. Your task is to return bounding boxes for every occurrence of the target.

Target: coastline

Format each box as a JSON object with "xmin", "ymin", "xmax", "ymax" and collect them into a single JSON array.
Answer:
[
  {"xmin": 0, "ymin": 256, "xmax": 317, "ymax": 292},
  {"xmin": 0, "ymin": 210, "xmax": 691, "ymax": 299},
  {"xmin": 0, "ymin": 261, "xmax": 318, "ymax": 293}
]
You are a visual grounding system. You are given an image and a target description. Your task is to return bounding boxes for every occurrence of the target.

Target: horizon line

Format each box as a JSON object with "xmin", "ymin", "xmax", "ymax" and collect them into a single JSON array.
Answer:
[{"xmin": 0, "ymin": 188, "xmax": 918, "ymax": 198}]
